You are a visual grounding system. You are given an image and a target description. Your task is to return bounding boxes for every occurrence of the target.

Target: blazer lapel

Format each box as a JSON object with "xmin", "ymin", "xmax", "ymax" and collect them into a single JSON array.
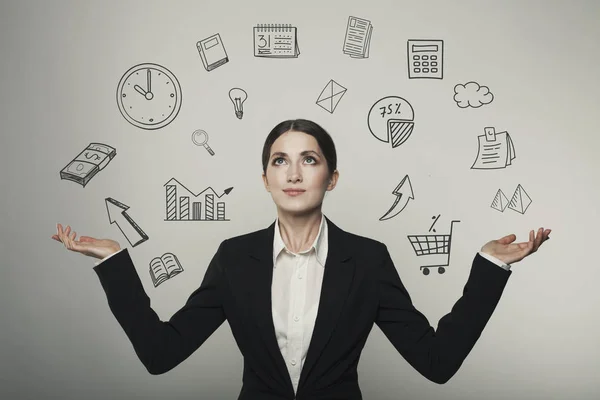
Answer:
[
  {"xmin": 247, "ymin": 221, "xmax": 295, "ymax": 395},
  {"xmin": 245, "ymin": 216, "xmax": 355, "ymax": 395},
  {"xmin": 297, "ymin": 217, "xmax": 354, "ymax": 390}
]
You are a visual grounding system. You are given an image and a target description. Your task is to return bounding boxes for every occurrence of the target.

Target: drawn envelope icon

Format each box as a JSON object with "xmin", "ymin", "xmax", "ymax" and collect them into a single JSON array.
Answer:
[{"xmin": 316, "ymin": 79, "xmax": 347, "ymax": 113}]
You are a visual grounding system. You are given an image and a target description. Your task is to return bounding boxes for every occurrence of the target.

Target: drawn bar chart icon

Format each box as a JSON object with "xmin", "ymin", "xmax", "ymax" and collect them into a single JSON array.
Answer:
[{"xmin": 164, "ymin": 177, "xmax": 233, "ymax": 221}]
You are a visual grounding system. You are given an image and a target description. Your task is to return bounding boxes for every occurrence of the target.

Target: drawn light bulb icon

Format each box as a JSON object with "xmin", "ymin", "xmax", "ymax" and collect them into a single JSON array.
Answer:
[{"xmin": 228, "ymin": 87, "xmax": 248, "ymax": 119}]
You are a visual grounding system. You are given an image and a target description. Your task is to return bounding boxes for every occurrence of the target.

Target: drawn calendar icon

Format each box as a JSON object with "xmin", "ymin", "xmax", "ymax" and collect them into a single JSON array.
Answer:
[
  {"xmin": 407, "ymin": 39, "xmax": 444, "ymax": 79},
  {"xmin": 253, "ymin": 24, "xmax": 300, "ymax": 58}
]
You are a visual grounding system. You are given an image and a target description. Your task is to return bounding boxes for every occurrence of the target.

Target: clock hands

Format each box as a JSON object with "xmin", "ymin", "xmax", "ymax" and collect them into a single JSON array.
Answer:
[
  {"xmin": 134, "ymin": 84, "xmax": 147, "ymax": 97},
  {"xmin": 147, "ymin": 68, "xmax": 151, "ymax": 94},
  {"xmin": 133, "ymin": 69, "xmax": 154, "ymax": 100}
]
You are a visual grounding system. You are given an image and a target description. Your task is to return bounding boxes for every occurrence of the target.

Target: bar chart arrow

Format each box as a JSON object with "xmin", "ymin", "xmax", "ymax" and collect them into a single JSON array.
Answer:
[{"xmin": 105, "ymin": 197, "xmax": 149, "ymax": 247}]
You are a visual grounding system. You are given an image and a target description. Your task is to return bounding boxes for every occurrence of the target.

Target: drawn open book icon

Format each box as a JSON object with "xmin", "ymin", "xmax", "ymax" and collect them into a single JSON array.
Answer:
[
  {"xmin": 316, "ymin": 79, "xmax": 347, "ymax": 113},
  {"xmin": 149, "ymin": 252, "xmax": 184, "ymax": 287}
]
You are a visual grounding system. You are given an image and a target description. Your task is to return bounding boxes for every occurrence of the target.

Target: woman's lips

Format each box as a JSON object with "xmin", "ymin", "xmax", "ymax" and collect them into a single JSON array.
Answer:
[{"xmin": 283, "ymin": 190, "xmax": 305, "ymax": 196}]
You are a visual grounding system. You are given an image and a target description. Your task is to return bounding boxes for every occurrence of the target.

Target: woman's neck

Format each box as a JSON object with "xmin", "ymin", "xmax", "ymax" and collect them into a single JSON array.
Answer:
[{"xmin": 277, "ymin": 210, "xmax": 323, "ymax": 253}]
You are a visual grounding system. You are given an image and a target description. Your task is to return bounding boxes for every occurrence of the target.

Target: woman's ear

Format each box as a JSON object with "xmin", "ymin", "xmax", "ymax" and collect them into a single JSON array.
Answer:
[{"xmin": 262, "ymin": 172, "xmax": 270, "ymax": 192}]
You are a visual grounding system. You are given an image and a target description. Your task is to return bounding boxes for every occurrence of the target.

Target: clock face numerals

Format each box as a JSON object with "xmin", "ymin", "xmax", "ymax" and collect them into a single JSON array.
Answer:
[{"xmin": 117, "ymin": 63, "xmax": 182, "ymax": 130}]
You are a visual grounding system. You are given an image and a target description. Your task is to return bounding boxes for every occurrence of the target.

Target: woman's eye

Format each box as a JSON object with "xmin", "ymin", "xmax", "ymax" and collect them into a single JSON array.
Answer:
[
  {"xmin": 305, "ymin": 157, "xmax": 316, "ymax": 164},
  {"xmin": 274, "ymin": 158, "xmax": 285, "ymax": 165}
]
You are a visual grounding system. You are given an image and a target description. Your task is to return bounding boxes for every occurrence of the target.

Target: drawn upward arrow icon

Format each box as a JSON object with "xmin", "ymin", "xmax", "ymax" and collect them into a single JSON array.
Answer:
[
  {"xmin": 105, "ymin": 197, "xmax": 149, "ymax": 247},
  {"xmin": 379, "ymin": 175, "xmax": 414, "ymax": 221}
]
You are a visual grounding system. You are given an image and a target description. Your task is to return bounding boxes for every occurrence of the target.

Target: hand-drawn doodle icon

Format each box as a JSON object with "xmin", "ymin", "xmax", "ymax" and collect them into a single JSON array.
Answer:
[
  {"xmin": 471, "ymin": 127, "xmax": 516, "ymax": 169},
  {"xmin": 316, "ymin": 79, "xmax": 347, "ymax": 113},
  {"xmin": 367, "ymin": 96, "xmax": 415, "ymax": 148},
  {"xmin": 253, "ymin": 24, "xmax": 300, "ymax": 58},
  {"xmin": 343, "ymin": 16, "xmax": 373, "ymax": 58},
  {"xmin": 149, "ymin": 252, "xmax": 184, "ymax": 287},
  {"xmin": 453, "ymin": 81, "xmax": 493, "ymax": 108},
  {"xmin": 196, "ymin": 33, "xmax": 229, "ymax": 72},
  {"xmin": 229, "ymin": 88, "xmax": 248, "ymax": 119},
  {"xmin": 491, "ymin": 185, "xmax": 532, "ymax": 214},
  {"xmin": 192, "ymin": 129, "xmax": 215, "ymax": 156},
  {"xmin": 116, "ymin": 63, "xmax": 182, "ymax": 130},
  {"xmin": 407, "ymin": 39, "xmax": 444, "ymax": 79},
  {"xmin": 379, "ymin": 175, "xmax": 414, "ymax": 221},
  {"xmin": 164, "ymin": 178, "xmax": 233, "ymax": 221},
  {"xmin": 407, "ymin": 216, "xmax": 460, "ymax": 275},
  {"xmin": 105, "ymin": 197, "xmax": 149, "ymax": 247},
  {"xmin": 60, "ymin": 143, "xmax": 116, "ymax": 187}
]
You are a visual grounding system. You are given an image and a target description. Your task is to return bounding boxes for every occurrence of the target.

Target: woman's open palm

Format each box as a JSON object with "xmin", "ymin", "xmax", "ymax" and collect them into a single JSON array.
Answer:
[
  {"xmin": 52, "ymin": 223, "xmax": 121, "ymax": 260},
  {"xmin": 481, "ymin": 227, "xmax": 551, "ymax": 265}
]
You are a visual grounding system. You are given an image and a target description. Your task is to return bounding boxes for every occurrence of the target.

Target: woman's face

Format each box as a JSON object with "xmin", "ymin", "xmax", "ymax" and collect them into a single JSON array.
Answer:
[{"xmin": 262, "ymin": 130, "xmax": 338, "ymax": 217}]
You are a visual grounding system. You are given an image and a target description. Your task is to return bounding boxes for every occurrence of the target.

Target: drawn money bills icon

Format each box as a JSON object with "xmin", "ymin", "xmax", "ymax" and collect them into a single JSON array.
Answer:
[{"xmin": 60, "ymin": 143, "xmax": 116, "ymax": 187}]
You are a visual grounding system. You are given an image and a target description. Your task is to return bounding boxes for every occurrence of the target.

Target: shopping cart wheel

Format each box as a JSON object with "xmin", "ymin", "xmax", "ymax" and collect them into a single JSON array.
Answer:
[
  {"xmin": 438, "ymin": 267, "xmax": 445, "ymax": 274},
  {"xmin": 422, "ymin": 267, "xmax": 430, "ymax": 275}
]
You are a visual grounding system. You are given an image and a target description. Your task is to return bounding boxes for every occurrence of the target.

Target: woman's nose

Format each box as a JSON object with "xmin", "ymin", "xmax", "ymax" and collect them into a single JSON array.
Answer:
[{"xmin": 287, "ymin": 165, "xmax": 302, "ymax": 182}]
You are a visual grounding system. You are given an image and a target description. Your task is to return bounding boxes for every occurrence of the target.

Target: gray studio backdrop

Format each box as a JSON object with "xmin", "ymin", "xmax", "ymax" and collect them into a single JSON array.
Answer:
[{"xmin": 2, "ymin": 0, "xmax": 599, "ymax": 399}]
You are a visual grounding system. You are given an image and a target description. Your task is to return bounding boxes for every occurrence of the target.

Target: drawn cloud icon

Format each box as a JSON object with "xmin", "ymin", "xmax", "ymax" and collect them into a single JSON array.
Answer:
[{"xmin": 453, "ymin": 81, "xmax": 494, "ymax": 108}]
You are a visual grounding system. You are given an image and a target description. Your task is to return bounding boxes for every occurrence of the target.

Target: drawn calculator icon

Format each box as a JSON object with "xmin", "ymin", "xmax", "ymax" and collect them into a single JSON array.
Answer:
[{"xmin": 407, "ymin": 40, "xmax": 444, "ymax": 79}]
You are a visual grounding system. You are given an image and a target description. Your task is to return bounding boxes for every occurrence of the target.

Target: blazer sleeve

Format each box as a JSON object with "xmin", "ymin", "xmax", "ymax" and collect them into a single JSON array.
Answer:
[
  {"xmin": 93, "ymin": 240, "xmax": 228, "ymax": 375},
  {"xmin": 375, "ymin": 245, "xmax": 511, "ymax": 384}
]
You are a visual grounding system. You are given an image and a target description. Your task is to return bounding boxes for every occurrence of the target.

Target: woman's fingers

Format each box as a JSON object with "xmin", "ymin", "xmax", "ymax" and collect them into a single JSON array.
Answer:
[{"xmin": 497, "ymin": 234, "xmax": 516, "ymax": 245}]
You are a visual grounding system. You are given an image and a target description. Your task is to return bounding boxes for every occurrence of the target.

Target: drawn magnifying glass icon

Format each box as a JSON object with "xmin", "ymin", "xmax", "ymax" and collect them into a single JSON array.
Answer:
[{"xmin": 192, "ymin": 129, "xmax": 215, "ymax": 156}]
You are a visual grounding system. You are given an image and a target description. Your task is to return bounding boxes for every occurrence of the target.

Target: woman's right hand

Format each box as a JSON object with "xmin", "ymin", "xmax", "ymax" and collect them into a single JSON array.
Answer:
[{"xmin": 52, "ymin": 223, "xmax": 121, "ymax": 260}]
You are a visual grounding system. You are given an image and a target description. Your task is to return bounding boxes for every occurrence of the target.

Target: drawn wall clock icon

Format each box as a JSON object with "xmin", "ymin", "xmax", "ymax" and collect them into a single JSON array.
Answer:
[{"xmin": 116, "ymin": 63, "xmax": 182, "ymax": 130}]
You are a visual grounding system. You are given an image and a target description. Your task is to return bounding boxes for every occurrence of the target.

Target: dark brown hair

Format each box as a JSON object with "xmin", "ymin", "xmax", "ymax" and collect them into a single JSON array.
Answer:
[{"xmin": 261, "ymin": 119, "xmax": 337, "ymax": 177}]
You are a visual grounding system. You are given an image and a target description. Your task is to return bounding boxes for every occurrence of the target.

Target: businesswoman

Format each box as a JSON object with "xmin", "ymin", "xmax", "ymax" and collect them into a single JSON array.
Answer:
[{"xmin": 52, "ymin": 119, "xmax": 550, "ymax": 400}]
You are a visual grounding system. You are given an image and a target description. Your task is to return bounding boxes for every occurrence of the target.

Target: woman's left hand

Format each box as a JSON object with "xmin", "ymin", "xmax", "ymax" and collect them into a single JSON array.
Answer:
[{"xmin": 481, "ymin": 227, "xmax": 551, "ymax": 265}]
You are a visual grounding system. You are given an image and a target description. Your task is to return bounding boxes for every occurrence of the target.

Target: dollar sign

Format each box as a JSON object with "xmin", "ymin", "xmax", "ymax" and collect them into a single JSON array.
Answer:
[{"xmin": 84, "ymin": 151, "xmax": 101, "ymax": 161}]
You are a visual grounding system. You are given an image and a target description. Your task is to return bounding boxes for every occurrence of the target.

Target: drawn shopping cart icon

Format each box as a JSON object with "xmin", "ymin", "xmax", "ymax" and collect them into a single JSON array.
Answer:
[{"xmin": 407, "ymin": 220, "xmax": 460, "ymax": 275}]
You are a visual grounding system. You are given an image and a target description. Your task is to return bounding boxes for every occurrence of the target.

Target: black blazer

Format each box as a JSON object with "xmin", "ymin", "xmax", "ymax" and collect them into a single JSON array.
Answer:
[{"xmin": 94, "ymin": 216, "xmax": 512, "ymax": 400}]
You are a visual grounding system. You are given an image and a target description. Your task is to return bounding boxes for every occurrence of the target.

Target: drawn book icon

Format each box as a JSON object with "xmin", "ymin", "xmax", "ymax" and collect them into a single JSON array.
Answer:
[
  {"xmin": 149, "ymin": 252, "xmax": 184, "ymax": 287},
  {"xmin": 253, "ymin": 24, "xmax": 300, "ymax": 58},
  {"xmin": 197, "ymin": 33, "xmax": 229, "ymax": 71}
]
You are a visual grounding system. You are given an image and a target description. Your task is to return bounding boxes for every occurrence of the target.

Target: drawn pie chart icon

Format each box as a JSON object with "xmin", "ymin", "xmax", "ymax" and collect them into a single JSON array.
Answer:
[{"xmin": 367, "ymin": 96, "xmax": 415, "ymax": 148}]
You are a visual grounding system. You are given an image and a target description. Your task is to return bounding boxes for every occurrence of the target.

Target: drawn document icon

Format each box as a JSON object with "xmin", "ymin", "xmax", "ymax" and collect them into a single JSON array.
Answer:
[
  {"xmin": 471, "ymin": 127, "xmax": 516, "ymax": 169},
  {"xmin": 254, "ymin": 24, "xmax": 300, "ymax": 58},
  {"xmin": 197, "ymin": 33, "xmax": 229, "ymax": 71},
  {"xmin": 343, "ymin": 16, "xmax": 373, "ymax": 58},
  {"xmin": 316, "ymin": 79, "xmax": 347, "ymax": 113}
]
